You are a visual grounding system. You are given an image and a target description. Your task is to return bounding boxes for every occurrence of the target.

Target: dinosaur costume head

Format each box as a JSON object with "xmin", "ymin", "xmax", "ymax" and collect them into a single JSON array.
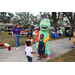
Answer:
[{"xmin": 40, "ymin": 18, "xmax": 51, "ymax": 31}]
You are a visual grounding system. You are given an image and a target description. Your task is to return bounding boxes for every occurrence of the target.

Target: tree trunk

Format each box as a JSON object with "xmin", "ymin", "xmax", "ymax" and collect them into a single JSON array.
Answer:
[
  {"xmin": 52, "ymin": 12, "xmax": 60, "ymax": 32},
  {"xmin": 71, "ymin": 22, "xmax": 74, "ymax": 32},
  {"xmin": 54, "ymin": 21, "xmax": 57, "ymax": 32}
]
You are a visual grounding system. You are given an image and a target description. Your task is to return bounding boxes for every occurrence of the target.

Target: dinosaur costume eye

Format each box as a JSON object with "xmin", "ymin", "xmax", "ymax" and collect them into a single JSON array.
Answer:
[
  {"xmin": 42, "ymin": 20, "xmax": 44, "ymax": 23},
  {"xmin": 46, "ymin": 21, "xmax": 48, "ymax": 23}
]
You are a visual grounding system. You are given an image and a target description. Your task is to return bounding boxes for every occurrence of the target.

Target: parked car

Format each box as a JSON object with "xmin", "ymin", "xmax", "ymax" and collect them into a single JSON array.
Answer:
[
  {"xmin": 22, "ymin": 30, "xmax": 27, "ymax": 33},
  {"xmin": 5, "ymin": 29, "xmax": 12, "ymax": 32}
]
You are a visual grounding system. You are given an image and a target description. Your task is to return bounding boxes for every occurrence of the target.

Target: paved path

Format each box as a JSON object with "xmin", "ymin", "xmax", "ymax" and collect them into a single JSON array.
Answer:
[{"xmin": 0, "ymin": 38, "xmax": 73, "ymax": 62}]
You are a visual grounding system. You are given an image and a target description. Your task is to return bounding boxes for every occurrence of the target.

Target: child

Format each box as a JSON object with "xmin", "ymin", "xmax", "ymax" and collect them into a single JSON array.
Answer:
[
  {"xmin": 37, "ymin": 34, "xmax": 45, "ymax": 60},
  {"xmin": 25, "ymin": 41, "xmax": 36, "ymax": 62},
  {"xmin": 25, "ymin": 34, "xmax": 35, "ymax": 46}
]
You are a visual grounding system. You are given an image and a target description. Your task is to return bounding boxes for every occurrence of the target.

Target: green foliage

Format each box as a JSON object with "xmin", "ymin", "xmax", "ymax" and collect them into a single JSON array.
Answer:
[
  {"xmin": 0, "ymin": 12, "xmax": 14, "ymax": 23},
  {"xmin": 13, "ymin": 12, "xmax": 34, "ymax": 25}
]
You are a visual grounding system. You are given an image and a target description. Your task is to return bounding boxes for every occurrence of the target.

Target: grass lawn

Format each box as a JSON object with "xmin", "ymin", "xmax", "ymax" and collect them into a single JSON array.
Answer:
[
  {"xmin": 0, "ymin": 32, "xmax": 29, "ymax": 48},
  {"xmin": 0, "ymin": 31, "xmax": 67, "ymax": 49},
  {"xmin": 47, "ymin": 49, "xmax": 75, "ymax": 62}
]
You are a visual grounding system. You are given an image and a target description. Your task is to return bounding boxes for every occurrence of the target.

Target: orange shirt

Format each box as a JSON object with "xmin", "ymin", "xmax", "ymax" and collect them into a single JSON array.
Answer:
[
  {"xmin": 25, "ymin": 38, "xmax": 34, "ymax": 47},
  {"xmin": 36, "ymin": 32, "xmax": 39, "ymax": 42}
]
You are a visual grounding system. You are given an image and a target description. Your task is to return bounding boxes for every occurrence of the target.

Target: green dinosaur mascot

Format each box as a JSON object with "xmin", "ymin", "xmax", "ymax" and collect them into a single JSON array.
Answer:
[{"xmin": 36, "ymin": 18, "xmax": 51, "ymax": 59}]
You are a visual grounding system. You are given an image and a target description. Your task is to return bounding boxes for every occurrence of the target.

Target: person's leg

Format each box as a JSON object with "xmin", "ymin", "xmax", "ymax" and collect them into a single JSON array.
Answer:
[
  {"xmin": 60, "ymin": 34, "xmax": 61, "ymax": 38},
  {"xmin": 26, "ymin": 56, "xmax": 29, "ymax": 62},
  {"xmin": 41, "ymin": 54, "xmax": 45, "ymax": 60},
  {"xmin": 36, "ymin": 42, "xmax": 39, "ymax": 56},
  {"xmin": 31, "ymin": 33, "xmax": 33, "ymax": 37},
  {"xmin": 14, "ymin": 34, "xmax": 18, "ymax": 47},
  {"xmin": 29, "ymin": 57, "xmax": 32, "ymax": 62},
  {"xmin": 69, "ymin": 35, "xmax": 71, "ymax": 40},
  {"xmin": 26, "ymin": 56, "xmax": 32, "ymax": 62},
  {"xmin": 38, "ymin": 54, "xmax": 41, "ymax": 60},
  {"xmin": 59, "ymin": 34, "xmax": 60, "ymax": 37},
  {"xmin": 18, "ymin": 35, "xmax": 21, "ymax": 47},
  {"xmin": 59, "ymin": 34, "xmax": 61, "ymax": 38},
  {"xmin": 27, "ymin": 33, "xmax": 29, "ymax": 38},
  {"xmin": 42, "ymin": 54, "xmax": 44, "ymax": 58}
]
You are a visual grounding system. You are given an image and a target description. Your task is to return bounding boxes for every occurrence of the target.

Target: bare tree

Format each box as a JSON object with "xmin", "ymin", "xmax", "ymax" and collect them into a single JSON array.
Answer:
[
  {"xmin": 52, "ymin": 12, "xmax": 60, "ymax": 32},
  {"xmin": 63, "ymin": 12, "xmax": 75, "ymax": 32}
]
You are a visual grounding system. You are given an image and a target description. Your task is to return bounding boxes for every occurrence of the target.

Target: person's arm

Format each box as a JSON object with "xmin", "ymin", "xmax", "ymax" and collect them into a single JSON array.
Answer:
[
  {"xmin": 37, "ymin": 43, "xmax": 39, "ymax": 50},
  {"xmin": 42, "ymin": 42, "xmax": 45, "ymax": 51},
  {"xmin": 29, "ymin": 29, "xmax": 32, "ymax": 33},
  {"xmin": 20, "ymin": 30, "xmax": 22, "ymax": 34},
  {"xmin": 33, "ymin": 41, "xmax": 35, "ymax": 44},
  {"xmin": 32, "ymin": 39, "xmax": 35, "ymax": 44},
  {"xmin": 30, "ymin": 47, "xmax": 36, "ymax": 54},
  {"xmin": 11, "ymin": 28, "xmax": 15, "ymax": 38},
  {"xmin": 31, "ymin": 52, "xmax": 36, "ymax": 54},
  {"xmin": 25, "ymin": 51, "xmax": 26, "ymax": 55},
  {"xmin": 43, "ymin": 34, "xmax": 50, "ymax": 43},
  {"xmin": 11, "ymin": 31, "xmax": 14, "ymax": 38},
  {"xmin": 30, "ymin": 30, "xmax": 32, "ymax": 33}
]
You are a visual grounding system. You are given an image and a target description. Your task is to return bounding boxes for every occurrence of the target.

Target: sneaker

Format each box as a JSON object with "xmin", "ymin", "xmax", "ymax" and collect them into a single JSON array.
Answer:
[
  {"xmin": 18, "ymin": 47, "xmax": 20, "ymax": 50},
  {"xmin": 41, "ymin": 58, "xmax": 45, "ymax": 60},
  {"xmin": 37, "ymin": 53, "xmax": 39, "ymax": 56},
  {"xmin": 16, "ymin": 48, "xmax": 19, "ymax": 51},
  {"xmin": 46, "ymin": 55, "xmax": 51, "ymax": 59},
  {"xmin": 71, "ymin": 46, "xmax": 75, "ymax": 48}
]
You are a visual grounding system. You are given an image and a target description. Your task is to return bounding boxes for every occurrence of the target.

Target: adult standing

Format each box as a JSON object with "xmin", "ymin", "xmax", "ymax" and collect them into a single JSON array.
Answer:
[
  {"xmin": 59, "ymin": 28, "xmax": 62, "ymax": 38},
  {"xmin": 12, "ymin": 24, "xmax": 22, "ymax": 50},
  {"xmin": 68, "ymin": 28, "xmax": 72, "ymax": 40},
  {"xmin": 27, "ymin": 26, "xmax": 33, "ymax": 37},
  {"xmin": 52, "ymin": 27, "xmax": 55, "ymax": 33}
]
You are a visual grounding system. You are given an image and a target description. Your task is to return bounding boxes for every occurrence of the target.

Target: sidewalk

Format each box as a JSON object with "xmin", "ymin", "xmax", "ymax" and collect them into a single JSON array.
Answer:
[{"xmin": 0, "ymin": 38, "xmax": 73, "ymax": 62}]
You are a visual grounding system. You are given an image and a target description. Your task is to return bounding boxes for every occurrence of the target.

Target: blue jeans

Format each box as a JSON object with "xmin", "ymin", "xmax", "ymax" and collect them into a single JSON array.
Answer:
[
  {"xmin": 14, "ymin": 34, "xmax": 21, "ymax": 47},
  {"xmin": 26, "ymin": 56, "xmax": 32, "ymax": 62}
]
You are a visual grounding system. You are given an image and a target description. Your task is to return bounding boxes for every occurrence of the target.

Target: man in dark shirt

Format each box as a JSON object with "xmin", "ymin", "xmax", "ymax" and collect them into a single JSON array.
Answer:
[{"xmin": 27, "ymin": 26, "xmax": 33, "ymax": 37}]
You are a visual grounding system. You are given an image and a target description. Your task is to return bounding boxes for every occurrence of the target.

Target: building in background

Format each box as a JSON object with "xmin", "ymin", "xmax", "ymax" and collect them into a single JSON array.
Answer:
[{"xmin": 0, "ymin": 22, "xmax": 15, "ymax": 31}]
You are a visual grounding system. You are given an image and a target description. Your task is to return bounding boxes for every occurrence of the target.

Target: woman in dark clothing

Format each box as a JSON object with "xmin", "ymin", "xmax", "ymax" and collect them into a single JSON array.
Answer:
[
  {"xmin": 68, "ymin": 28, "xmax": 72, "ymax": 40},
  {"xmin": 27, "ymin": 26, "xmax": 33, "ymax": 38}
]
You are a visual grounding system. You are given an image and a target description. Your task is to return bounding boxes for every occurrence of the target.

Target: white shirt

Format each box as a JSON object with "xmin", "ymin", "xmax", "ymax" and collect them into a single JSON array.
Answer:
[{"xmin": 25, "ymin": 46, "xmax": 33, "ymax": 57}]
